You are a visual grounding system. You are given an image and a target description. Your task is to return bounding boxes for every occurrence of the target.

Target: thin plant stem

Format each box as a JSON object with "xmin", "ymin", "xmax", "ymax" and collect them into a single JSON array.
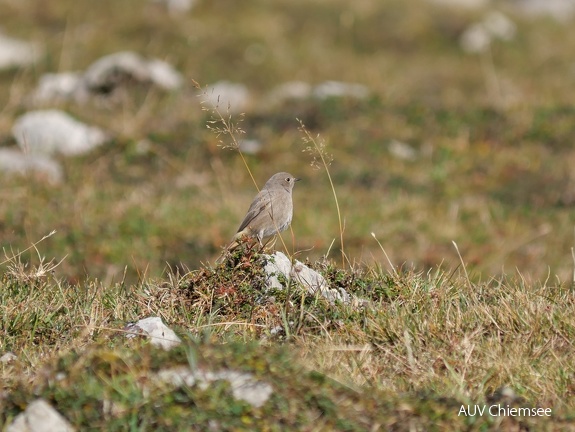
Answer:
[{"xmin": 298, "ymin": 119, "xmax": 345, "ymax": 268}]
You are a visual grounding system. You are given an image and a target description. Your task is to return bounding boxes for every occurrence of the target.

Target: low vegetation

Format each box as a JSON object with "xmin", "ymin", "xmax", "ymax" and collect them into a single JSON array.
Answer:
[{"xmin": 1, "ymin": 0, "xmax": 575, "ymax": 430}]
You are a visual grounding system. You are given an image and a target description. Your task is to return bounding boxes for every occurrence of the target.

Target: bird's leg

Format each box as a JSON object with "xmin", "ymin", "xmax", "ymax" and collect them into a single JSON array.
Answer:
[{"xmin": 262, "ymin": 235, "xmax": 278, "ymax": 251}]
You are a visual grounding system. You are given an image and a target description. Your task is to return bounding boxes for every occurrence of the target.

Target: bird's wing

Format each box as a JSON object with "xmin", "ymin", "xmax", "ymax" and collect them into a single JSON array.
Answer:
[{"xmin": 236, "ymin": 190, "xmax": 272, "ymax": 233}]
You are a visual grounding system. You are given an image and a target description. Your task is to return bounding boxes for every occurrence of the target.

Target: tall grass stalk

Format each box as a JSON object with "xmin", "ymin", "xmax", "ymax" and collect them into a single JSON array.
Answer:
[{"xmin": 298, "ymin": 119, "xmax": 345, "ymax": 268}]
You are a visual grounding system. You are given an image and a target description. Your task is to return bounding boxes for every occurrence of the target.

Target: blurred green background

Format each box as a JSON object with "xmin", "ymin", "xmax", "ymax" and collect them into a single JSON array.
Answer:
[{"xmin": 1, "ymin": 0, "xmax": 575, "ymax": 284}]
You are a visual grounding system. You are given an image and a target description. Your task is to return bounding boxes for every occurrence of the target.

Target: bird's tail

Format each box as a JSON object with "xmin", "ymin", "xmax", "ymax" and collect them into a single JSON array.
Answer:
[{"xmin": 215, "ymin": 231, "xmax": 251, "ymax": 264}]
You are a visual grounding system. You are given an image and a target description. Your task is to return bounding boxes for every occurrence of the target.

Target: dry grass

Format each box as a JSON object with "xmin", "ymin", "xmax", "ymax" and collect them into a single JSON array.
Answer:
[
  {"xmin": 2, "ymin": 249, "xmax": 575, "ymax": 429},
  {"xmin": 2, "ymin": 0, "xmax": 575, "ymax": 429},
  {"xmin": 1, "ymin": 0, "xmax": 575, "ymax": 282}
]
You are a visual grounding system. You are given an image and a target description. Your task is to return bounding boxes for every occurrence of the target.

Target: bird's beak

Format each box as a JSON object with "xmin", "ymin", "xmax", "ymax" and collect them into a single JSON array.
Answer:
[{"xmin": 295, "ymin": 178, "xmax": 301, "ymax": 182}]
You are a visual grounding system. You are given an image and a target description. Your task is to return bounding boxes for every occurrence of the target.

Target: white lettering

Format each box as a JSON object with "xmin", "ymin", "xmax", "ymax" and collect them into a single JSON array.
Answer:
[
  {"xmin": 487, "ymin": 405, "xmax": 552, "ymax": 417},
  {"xmin": 459, "ymin": 405, "xmax": 488, "ymax": 416},
  {"xmin": 517, "ymin": 407, "xmax": 532, "ymax": 416}
]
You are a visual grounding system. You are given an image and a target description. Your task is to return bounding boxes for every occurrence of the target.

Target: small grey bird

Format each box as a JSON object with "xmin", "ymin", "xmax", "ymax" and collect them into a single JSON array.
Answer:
[{"xmin": 225, "ymin": 172, "xmax": 300, "ymax": 252}]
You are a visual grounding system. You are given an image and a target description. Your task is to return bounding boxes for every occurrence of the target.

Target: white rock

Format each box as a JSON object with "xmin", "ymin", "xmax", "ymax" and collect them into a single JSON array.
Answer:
[
  {"xmin": 0, "ymin": 33, "xmax": 42, "ymax": 70},
  {"xmin": 83, "ymin": 51, "xmax": 149, "ymax": 91},
  {"xmin": 146, "ymin": 58, "xmax": 184, "ymax": 90},
  {"xmin": 266, "ymin": 81, "xmax": 312, "ymax": 104},
  {"xmin": 151, "ymin": 0, "xmax": 198, "ymax": 13},
  {"xmin": 426, "ymin": 0, "xmax": 489, "ymax": 8},
  {"xmin": 0, "ymin": 351, "xmax": 17, "ymax": 363},
  {"xmin": 269, "ymin": 325, "xmax": 284, "ymax": 336},
  {"xmin": 6, "ymin": 399, "xmax": 75, "ymax": 432},
  {"xmin": 388, "ymin": 140, "xmax": 418, "ymax": 161},
  {"xmin": 0, "ymin": 149, "xmax": 63, "ymax": 183},
  {"xmin": 125, "ymin": 316, "xmax": 181, "ymax": 350},
  {"xmin": 511, "ymin": 0, "xmax": 575, "ymax": 22},
  {"xmin": 216, "ymin": 370, "xmax": 273, "ymax": 408},
  {"xmin": 82, "ymin": 51, "xmax": 183, "ymax": 93},
  {"xmin": 157, "ymin": 366, "xmax": 273, "ymax": 408},
  {"xmin": 30, "ymin": 52, "xmax": 182, "ymax": 104},
  {"xmin": 264, "ymin": 251, "xmax": 292, "ymax": 291},
  {"xmin": 263, "ymin": 252, "xmax": 350, "ymax": 304},
  {"xmin": 237, "ymin": 139, "xmax": 262, "ymax": 155},
  {"xmin": 31, "ymin": 72, "xmax": 83, "ymax": 103},
  {"xmin": 266, "ymin": 80, "xmax": 368, "ymax": 105},
  {"xmin": 460, "ymin": 11, "xmax": 516, "ymax": 53},
  {"xmin": 483, "ymin": 11, "xmax": 516, "ymax": 41},
  {"xmin": 313, "ymin": 81, "xmax": 370, "ymax": 100},
  {"xmin": 12, "ymin": 110, "xmax": 109, "ymax": 156},
  {"xmin": 201, "ymin": 81, "xmax": 251, "ymax": 114},
  {"xmin": 460, "ymin": 23, "xmax": 492, "ymax": 53}
]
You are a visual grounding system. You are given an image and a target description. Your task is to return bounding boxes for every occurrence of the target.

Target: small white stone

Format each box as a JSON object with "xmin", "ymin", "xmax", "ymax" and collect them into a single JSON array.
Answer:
[
  {"xmin": 151, "ymin": 0, "xmax": 198, "ymax": 13},
  {"xmin": 425, "ymin": 0, "xmax": 488, "ymax": 9},
  {"xmin": 157, "ymin": 365, "xmax": 198, "ymax": 387},
  {"xmin": 266, "ymin": 81, "xmax": 312, "ymax": 104},
  {"xmin": 313, "ymin": 81, "xmax": 369, "ymax": 100},
  {"xmin": 0, "ymin": 149, "xmax": 63, "ymax": 183},
  {"xmin": 500, "ymin": 386, "xmax": 517, "ymax": 399},
  {"xmin": 156, "ymin": 367, "xmax": 273, "ymax": 408},
  {"xmin": 201, "ymin": 81, "xmax": 251, "ymax": 114},
  {"xmin": 30, "ymin": 52, "xmax": 182, "ymax": 103},
  {"xmin": 0, "ymin": 351, "xmax": 17, "ymax": 363},
  {"xmin": 83, "ymin": 51, "xmax": 149, "ymax": 90},
  {"xmin": 269, "ymin": 326, "xmax": 284, "ymax": 336},
  {"xmin": 460, "ymin": 12, "xmax": 516, "ymax": 54},
  {"xmin": 31, "ymin": 72, "xmax": 84, "ymax": 103},
  {"xmin": 12, "ymin": 110, "xmax": 109, "ymax": 156},
  {"xmin": 0, "ymin": 33, "xmax": 42, "ymax": 70},
  {"xmin": 264, "ymin": 252, "xmax": 351, "ymax": 304},
  {"xmin": 214, "ymin": 370, "xmax": 273, "ymax": 408},
  {"xmin": 512, "ymin": 0, "xmax": 575, "ymax": 23},
  {"xmin": 460, "ymin": 23, "xmax": 491, "ymax": 53},
  {"xmin": 237, "ymin": 139, "xmax": 262, "ymax": 155},
  {"xmin": 82, "ymin": 51, "xmax": 183, "ymax": 93},
  {"xmin": 127, "ymin": 316, "xmax": 181, "ymax": 350},
  {"xmin": 483, "ymin": 11, "xmax": 516, "ymax": 41},
  {"xmin": 146, "ymin": 59, "xmax": 184, "ymax": 90},
  {"xmin": 6, "ymin": 399, "xmax": 75, "ymax": 432},
  {"xmin": 388, "ymin": 140, "xmax": 418, "ymax": 161},
  {"xmin": 263, "ymin": 251, "xmax": 293, "ymax": 291}
]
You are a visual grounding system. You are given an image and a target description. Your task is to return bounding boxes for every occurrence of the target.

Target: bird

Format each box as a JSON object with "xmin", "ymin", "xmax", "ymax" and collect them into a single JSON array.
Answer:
[{"xmin": 222, "ymin": 172, "xmax": 300, "ymax": 255}]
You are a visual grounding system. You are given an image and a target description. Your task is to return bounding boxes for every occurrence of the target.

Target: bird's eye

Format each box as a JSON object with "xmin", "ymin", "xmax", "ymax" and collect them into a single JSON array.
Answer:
[{"xmin": 286, "ymin": 177, "xmax": 291, "ymax": 182}]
